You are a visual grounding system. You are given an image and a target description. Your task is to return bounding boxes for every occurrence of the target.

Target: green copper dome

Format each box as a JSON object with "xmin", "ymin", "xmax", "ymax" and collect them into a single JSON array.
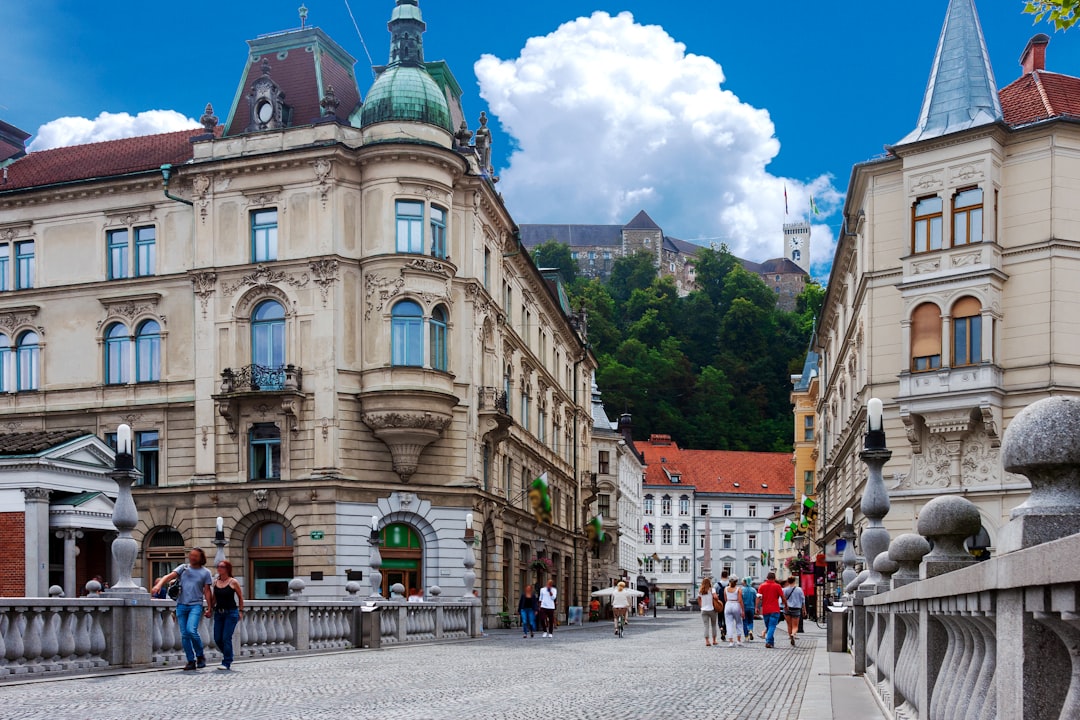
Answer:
[{"xmin": 359, "ymin": 65, "xmax": 452, "ymax": 132}]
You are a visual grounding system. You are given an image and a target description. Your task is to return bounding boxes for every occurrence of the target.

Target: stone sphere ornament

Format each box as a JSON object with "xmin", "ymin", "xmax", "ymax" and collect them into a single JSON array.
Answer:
[{"xmin": 917, "ymin": 495, "xmax": 982, "ymax": 561}]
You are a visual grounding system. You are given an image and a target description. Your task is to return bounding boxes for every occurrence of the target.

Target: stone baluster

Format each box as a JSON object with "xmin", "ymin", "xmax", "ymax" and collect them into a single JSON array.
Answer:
[
  {"xmin": 41, "ymin": 608, "xmax": 61, "ymax": 670},
  {"xmin": 872, "ymin": 554, "xmax": 898, "ymax": 589},
  {"xmin": 6, "ymin": 610, "xmax": 26, "ymax": 671},
  {"xmin": 917, "ymin": 495, "xmax": 981, "ymax": 579},
  {"xmin": 23, "ymin": 609, "xmax": 42, "ymax": 669},
  {"xmin": 58, "ymin": 611, "xmax": 76, "ymax": 668},
  {"xmin": 887, "ymin": 534, "xmax": 930, "ymax": 588}
]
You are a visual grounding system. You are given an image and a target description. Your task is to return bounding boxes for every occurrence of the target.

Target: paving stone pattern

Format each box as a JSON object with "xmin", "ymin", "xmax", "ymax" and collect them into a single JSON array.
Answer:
[{"xmin": 5, "ymin": 614, "xmax": 816, "ymax": 720}]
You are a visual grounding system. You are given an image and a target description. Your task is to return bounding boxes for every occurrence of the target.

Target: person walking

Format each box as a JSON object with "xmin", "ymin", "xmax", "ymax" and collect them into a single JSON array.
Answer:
[
  {"xmin": 718, "ymin": 570, "xmax": 730, "ymax": 641},
  {"xmin": 518, "ymin": 584, "xmax": 539, "ymax": 638},
  {"xmin": 611, "ymin": 581, "xmax": 632, "ymax": 636},
  {"xmin": 756, "ymin": 571, "xmax": 786, "ymax": 649},
  {"xmin": 538, "ymin": 580, "xmax": 558, "ymax": 637},
  {"xmin": 152, "ymin": 548, "xmax": 213, "ymax": 670},
  {"xmin": 210, "ymin": 559, "xmax": 244, "ymax": 670},
  {"xmin": 740, "ymin": 578, "xmax": 757, "ymax": 641},
  {"xmin": 783, "ymin": 577, "xmax": 807, "ymax": 646},
  {"xmin": 722, "ymin": 577, "xmax": 745, "ymax": 647},
  {"xmin": 698, "ymin": 577, "xmax": 720, "ymax": 646}
]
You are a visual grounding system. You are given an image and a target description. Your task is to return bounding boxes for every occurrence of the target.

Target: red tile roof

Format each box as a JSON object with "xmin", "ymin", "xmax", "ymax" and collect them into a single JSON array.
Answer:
[
  {"xmin": 635, "ymin": 435, "xmax": 793, "ymax": 496},
  {"xmin": 0, "ymin": 127, "xmax": 214, "ymax": 193},
  {"xmin": 1000, "ymin": 70, "xmax": 1080, "ymax": 127}
]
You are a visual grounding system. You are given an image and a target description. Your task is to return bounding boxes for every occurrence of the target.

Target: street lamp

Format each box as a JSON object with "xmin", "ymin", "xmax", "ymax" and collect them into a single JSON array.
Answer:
[
  {"xmin": 105, "ymin": 424, "xmax": 145, "ymax": 595},
  {"xmin": 213, "ymin": 516, "xmax": 227, "ymax": 567}
]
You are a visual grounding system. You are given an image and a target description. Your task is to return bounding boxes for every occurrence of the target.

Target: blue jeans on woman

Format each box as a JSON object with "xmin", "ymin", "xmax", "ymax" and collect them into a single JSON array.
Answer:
[
  {"xmin": 213, "ymin": 609, "xmax": 241, "ymax": 668},
  {"xmin": 175, "ymin": 603, "xmax": 205, "ymax": 662},
  {"xmin": 743, "ymin": 606, "xmax": 755, "ymax": 637},
  {"xmin": 520, "ymin": 609, "xmax": 536, "ymax": 636}
]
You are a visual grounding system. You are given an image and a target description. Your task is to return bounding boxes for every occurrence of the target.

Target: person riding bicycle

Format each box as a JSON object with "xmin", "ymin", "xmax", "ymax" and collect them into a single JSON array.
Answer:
[{"xmin": 611, "ymin": 581, "xmax": 632, "ymax": 636}]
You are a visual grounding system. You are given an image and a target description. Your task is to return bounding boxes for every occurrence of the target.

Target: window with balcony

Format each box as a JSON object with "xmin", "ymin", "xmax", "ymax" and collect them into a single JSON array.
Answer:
[
  {"xmin": 661, "ymin": 495, "xmax": 671, "ymax": 515},
  {"xmin": 911, "ymin": 302, "xmax": 942, "ymax": 372},
  {"xmin": 395, "ymin": 201, "xmax": 424, "ymax": 254},
  {"xmin": 429, "ymin": 305, "xmax": 448, "ymax": 371},
  {"xmin": 952, "ymin": 188, "xmax": 983, "ymax": 246},
  {"xmin": 252, "ymin": 300, "xmax": 287, "ymax": 387},
  {"xmin": 643, "ymin": 494, "xmax": 654, "ymax": 515},
  {"xmin": 913, "ymin": 196, "xmax": 943, "ymax": 253},
  {"xmin": 249, "ymin": 423, "xmax": 281, "ymax": 480},
  {"xmin": 952, "ymin": 297, "xmax": 983, "ymax": 367},
  {"xmin": 598, "ymin": 450, "xmax": 610, "ymax": 475},
  {"xmin": 251, "ymin": 210, "xmax": 278, "ymax": 262},
  {"xmin": 391, "ymin": 300, "xmax": 423, "ymax": 367},
  {"xmin": 429, "ymin": 205, "xmax": 447, "ymax": 259}
]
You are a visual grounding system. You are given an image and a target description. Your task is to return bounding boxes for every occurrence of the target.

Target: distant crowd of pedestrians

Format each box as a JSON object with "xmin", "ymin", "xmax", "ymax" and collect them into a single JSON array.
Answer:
[{"xmin": 699, "ymin": 571, "xmax": 805, "ymax": 648}]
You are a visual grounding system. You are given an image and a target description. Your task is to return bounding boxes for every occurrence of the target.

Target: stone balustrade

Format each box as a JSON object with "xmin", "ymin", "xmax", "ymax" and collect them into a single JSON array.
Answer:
[{"xmin": 1, "ymin": 593, "xmax": 481, "ymax": 680}]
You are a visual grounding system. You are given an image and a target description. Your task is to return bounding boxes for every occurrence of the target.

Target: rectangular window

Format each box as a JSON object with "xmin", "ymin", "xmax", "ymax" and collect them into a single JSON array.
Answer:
[
  {"xmin": 748, "ymin": 561, "xmax": 758, "ymax": 578},
  {"xmin": 538, "ymin": 408, "xmax": 546, "ymax": 443},
  {"xmin": 678, "ymin": 525, "xmax": 689, "ymax": 544},
  {"xmin": 698, "ymin": 534, "xmax": 705, "ymax": 549},
  {"xmin": 803, "ymin": 414, "xmax": 814, "ymax": 442},
  {"xmin": 803, "ymin": 470, "xmax": 815, "ymax": 496},
  {"xmin": 953, "ymin": 315, "xmax": 983, "ymax": 366},
  {"xmin": 107, "ymin": 230, "xmax": 129, "ymax": 280},
  {"xmin": 747, "ymin": 533, "xmax": 758, "ymax": 550},
  {"xmin": 251, "ymin": 210, "xmax": 278, "ymax": 262},
  {"xmin": 395, "ymin": 201, "xmax": 424, "ymax": 254},
  {"xmin": 723, "ymin": 504, "xmax": 732, "ymax": 517},
  {"xmin": 521, "ymin": 392, "xmax": 530, "ymax": 431},
  {"xmin": 429, "ymin": 206, "xmax": 447, "ymax": 259},
  {"xmin": 0, "ymin": 244, "xmax": 8, "ymax": 292},
  {"xmin": 15, "ymin": 241, "xmax": 34, "ymax": 290},
  {"xmin": 136, "ymin": 430, "xmax": 160, "ymax": 486},
  {"xmin": 598, "ymin": 451, "xmax": 610, "ymax": 475},
  {"xmin": 661, "ymin": 558, "xmax": 672, "ymax": 573},
  {"xmin": 483, "ymin": 248, "xmax": 491, "ymax": 289},
  {"xmin": 913, "ymin": 196, "xmax": 943, "ymax": 253},
  {"xmin": 953, "ymin": 188, "xmax": 984, "ymax": 246},
  {"xmin": 679, "ymin": 497, "xmax": 690, "ymax": 515},
  {"xmin": 722, "ymin": 534, "xmax": 732, "ymax": 550},
  {"xmin": 773, "ymin": 505, "xmax": 782, "ymax": 516},
  {"xmin": 597, "ymin": 494, "xmax": 610, "ymax": 518},
  {"xmin": 250, "ymin": 423, "xmax": 281, "ymax": 480},
  {"xmin": 700, "ymin": 504, "xmax": 709, "ymax": 516},
  {"xmin": 135, "ymin": 226, "xmax": 156, "ymax": 277},
  {"xmin": 643, "ymin": 557, "xmax": 654, "ymax": 573},
  {"xmin": 643, "ymin": 496, "xmax": 654, "ymax": 514},
  {"xmin": 679, "ymin": 557, "xmax": 689, "ymax": 573},
  {"xmin": 661, "ymin": 496, "xmax": 671, "ymax": 515},
  {"xmin": 748, "ymin": 504, "xmax": 757, "ymax": 518},
  {"xmin": 661, "ymin": 526, "xmax": 671, "ymax": 544},
  {"xmin": 722, "ymin": 562, "xmax": 732, "ymax": 576}
]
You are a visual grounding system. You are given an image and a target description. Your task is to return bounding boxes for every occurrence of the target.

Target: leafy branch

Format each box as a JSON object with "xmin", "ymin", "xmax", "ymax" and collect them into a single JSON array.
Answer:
[{"xmin": 1025, "ymin": 1, "xmax": 1079, "ymax": 30}]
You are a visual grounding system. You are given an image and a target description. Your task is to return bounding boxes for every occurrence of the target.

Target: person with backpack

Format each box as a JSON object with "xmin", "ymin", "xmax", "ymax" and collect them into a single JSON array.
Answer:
[
  {"xmin": 783, "ymin": 576, "xmax": 807, "ymax": 646},
  {"xmin": 152, "ymin": 547, "xmax": 213, "ymax": 671}
]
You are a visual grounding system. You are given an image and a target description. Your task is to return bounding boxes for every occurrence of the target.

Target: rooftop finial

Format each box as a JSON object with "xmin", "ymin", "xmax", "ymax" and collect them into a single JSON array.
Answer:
[
  {"xmin": 200, "ymin": 103, "xmax": 219, "ymax": 132},
  {"xmin": 299, "ymin": 4, "xmax": 308, "ymax": 29}
]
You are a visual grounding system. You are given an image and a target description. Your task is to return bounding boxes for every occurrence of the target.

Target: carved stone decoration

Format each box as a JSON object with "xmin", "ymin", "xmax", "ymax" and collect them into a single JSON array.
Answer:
[
  {"xmin": 911, "ymin": 434, "xmax": 952, "ymax": 488},
  {"xmin": 404, "ymin": 257, "xmax": 452, "ymax": 278},
  {"xmin": 312, "ymin": 159, "xmax": 332, "ymax": 208},
  {"xmin": 360, "ymin": 392, "xmax": 458, "ymax": 483},
  {"xmin": 319, "ymin": 85, "xmax": 340, "ymax": 117},
  {"xmin": 0, "ymin": 305, "xmax": 40, "ymax": 335},
  {"xmin": 217, "ymin": 398, "xmax": 237, "ymax": 435},
  {"xmin": 189, "ymin": 271, "xmax": 218, "ymax": 317},
  {"xmin": 221, "ymin": 265, "xmax": 309, "ymax": 296},
  {"xmin": 910, "ymin": 170, "xmax": 943, "ymax": 194},
  {"xmin": 192, "ymin": 175, "xmax": 212, "ymax": 224},
  {"xmin": 961, "ymin": 430, "xmax": 1001, "ymax": 487},
  {"xmin": 201, "ymin": 426, "xmax": 209, "ymax": 449},
  {"xmin": 308, "ymin": 259, "xmax": 339, "ymax": 307},
  {"xmin": 912, "ymin": 259, "xmax": 941, "ymax": 275},
  {"xmin": 97, "ymin": 295, "xmax": 163, "ymax": 331},
  {"xmin": 200, "ymin": 103, "xmax": 219, "ymax": 132},
  {"xmin": 979, "ymin": 403, "xmax": 1000, "ymax": 447},
  {"xmin": 0, "ymin": 222, "xmax": 32, "ymax": 244},
  {"xmin": 241, "ymin": 185, "xmax": 283, "ymax": 208},
  {"xmin": 120, "ymin": 413, "xmax": 142, "ymax": 427},
  {"xmin": 246, "ymin": 58, "xmax": 288, "ymax": 133},
  {"xmin": 252, "ymin": 488, "xmax": 269, "ymax": 510},
  {"xmin": 952, "ymin": 251, "xmax": 980, "ymax": 268},
  {"xmin": 364, "ymin": 272, "xmax": 406, "ymax": 320},
  {"xmin": 950, "ymin": 163, "xmax": 983, "ymax": 184},
  {"xmin": 281, "ymin": 397, "xmax": 300, "ymax": 434}
]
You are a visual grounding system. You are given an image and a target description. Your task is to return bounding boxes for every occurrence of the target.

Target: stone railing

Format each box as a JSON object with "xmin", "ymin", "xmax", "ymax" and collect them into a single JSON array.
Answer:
[
  {"xmin": 1, "ymin": 588, "xmax": 481, "ymax": 680},
  {"xmin": 847, "ymin": 396, "xmax": 1080, "ymax": 720}
]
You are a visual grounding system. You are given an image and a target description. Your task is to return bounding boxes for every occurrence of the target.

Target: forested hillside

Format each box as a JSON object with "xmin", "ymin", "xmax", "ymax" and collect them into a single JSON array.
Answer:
[{"xmin": 532, "ymin": 242, "xmax": 823, "ymax": 452}]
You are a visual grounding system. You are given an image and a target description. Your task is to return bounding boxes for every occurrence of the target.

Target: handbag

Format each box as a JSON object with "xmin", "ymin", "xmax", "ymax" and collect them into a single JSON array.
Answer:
[{"xmin": 166, "ymin": 564, "xmax": 186, "ymax": 601}]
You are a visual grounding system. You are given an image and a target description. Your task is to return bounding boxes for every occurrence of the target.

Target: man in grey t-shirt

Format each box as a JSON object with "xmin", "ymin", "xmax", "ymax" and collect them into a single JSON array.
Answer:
[{"xmin": 152, "ymin": 548, "xmax": 213, "ymax": 670}]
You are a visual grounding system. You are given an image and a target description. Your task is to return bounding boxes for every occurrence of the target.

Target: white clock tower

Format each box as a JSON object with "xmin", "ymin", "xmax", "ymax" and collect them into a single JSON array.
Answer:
[{"xmin": 783, "ymin": 222, "xmax": 811, "ymax": 273}]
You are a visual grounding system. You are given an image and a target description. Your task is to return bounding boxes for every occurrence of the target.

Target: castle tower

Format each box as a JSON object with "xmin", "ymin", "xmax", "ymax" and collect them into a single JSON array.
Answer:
[{"xmin": 783, "ymin": 221, "xmax": 811, "ymax": 273}]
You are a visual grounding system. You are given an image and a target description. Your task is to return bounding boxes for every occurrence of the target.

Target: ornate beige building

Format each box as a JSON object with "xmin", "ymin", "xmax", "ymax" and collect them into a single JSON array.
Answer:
[
  {"xmin": 815, "ymin": 2, "xmax": 1080, "ymax": 559},
  {"xmin": 0, "ymin": 1, "xmax": 596, "ymax": 619}
]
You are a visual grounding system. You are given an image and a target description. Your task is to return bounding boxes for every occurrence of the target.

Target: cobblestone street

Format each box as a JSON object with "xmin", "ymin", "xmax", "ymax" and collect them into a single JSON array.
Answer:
[{"xmin": 2, "ymin": 613, "xmax": 836, "ymax": 720}]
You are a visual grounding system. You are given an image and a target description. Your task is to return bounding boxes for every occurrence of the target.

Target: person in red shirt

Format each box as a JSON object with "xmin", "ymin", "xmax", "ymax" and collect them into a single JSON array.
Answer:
[{"xmin": 756, "ymin": 572, "xmax": 787, "ymax": 648}]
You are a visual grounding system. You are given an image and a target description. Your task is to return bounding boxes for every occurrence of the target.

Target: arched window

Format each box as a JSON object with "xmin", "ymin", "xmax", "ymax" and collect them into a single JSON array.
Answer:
[
  {"xmin": 952, "ymin": 297, "xmax": 982, "ymax": 366},
  {"xmin": 135, "ymin": 320, "xmax": 161, "ymax": 382},
  {"xmin": 251, "ymin": 300, "xmax": 286, "ymax": 389},
  {"xmin": 429, "ymin": 305, "xmax": 448, "ymax": 371},
  {"xmin": 380, "ymin": 523, "xmax": 423, "ymax": 597},
  {"xmin": 391, "ymin": 300, "xmax": 424, "ymax": 366},
  {"xmin": 248, "ymin": 521, "xmax": 294, "ymax": 599},
  {"xmin": 429, "ymin": 205, "xmax": 447, "ymax": 259},
  {"xmin": 146, "ymin": 526, "xmax": 185, "ymax": 587},
  {"xmin": 15, "ymin": 331, "xmax": 38, "ymax": 391},
  {"xmin": 105, "ymin": 323, "xmax": 130, "ymax": 385},
  {"xmin": 911, "ymin": 303, "xmax": 942, "ymax": 372}
]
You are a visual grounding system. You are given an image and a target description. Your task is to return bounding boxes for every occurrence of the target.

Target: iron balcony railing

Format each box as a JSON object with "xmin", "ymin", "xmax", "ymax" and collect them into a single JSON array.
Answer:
[{"xmin": 220, "ymin": 364, "xmax": 302, "ymax": 393}]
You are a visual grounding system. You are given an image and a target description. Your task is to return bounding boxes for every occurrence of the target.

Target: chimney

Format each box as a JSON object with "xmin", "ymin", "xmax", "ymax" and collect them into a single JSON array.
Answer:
[
  {"xmin": 1020, "ymin": 34, "xmax": 1050, "ymax": 76},
  {"xmin": 618, "ymin": 413, "xmax": 634, "ymax": 446}
]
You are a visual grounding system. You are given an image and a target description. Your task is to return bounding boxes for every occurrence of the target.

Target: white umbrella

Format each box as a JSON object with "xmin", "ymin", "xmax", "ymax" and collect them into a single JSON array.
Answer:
[{"xmin": 591, "ymin": 586, "xmax": 645, "ymax": 598}]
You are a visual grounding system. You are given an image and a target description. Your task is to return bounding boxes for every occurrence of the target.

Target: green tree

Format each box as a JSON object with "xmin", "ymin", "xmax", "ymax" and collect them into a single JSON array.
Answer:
[
  {"xmin": 530, "ymin": 240, "xmax": 578, "ymax": 283},
  {"xmin": 607, "ymin": 251, "xmax": 657, "ymax": 305},
  {"xmin": 1025, "ymin": 1, "xmax": 1079, "ymax": 30},
  {"xmin": 571, "ymin": 280, "xmax": 620, "ymax": 357},
  {"xmin": 691, "ymin": 244, "xmax": 739, "ymax": 307},
  {"xmin": 794, "ymin": 281, "xmax": 825, "ymax": 337}
]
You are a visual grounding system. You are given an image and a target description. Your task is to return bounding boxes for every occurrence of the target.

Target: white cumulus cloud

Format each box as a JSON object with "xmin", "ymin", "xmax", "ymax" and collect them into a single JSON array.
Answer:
[
  {"xmin": 28, "ymin": 110, "xmax": 201, "ymax": 152},
  {"xmin": 475, "ymin": 11, "xmax": 842, "ymax": 273}
]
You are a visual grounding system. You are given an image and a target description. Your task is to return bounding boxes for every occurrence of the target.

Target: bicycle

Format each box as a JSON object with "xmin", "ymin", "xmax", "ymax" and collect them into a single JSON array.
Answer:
[{"xmin": 614, "ymin": 609, "xmax": 627, "ymax": 638}]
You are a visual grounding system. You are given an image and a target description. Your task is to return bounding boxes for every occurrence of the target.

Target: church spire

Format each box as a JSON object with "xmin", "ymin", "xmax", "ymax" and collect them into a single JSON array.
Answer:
[
  {"xmin": 898, "ymin": 0, "xmax": 1002, "ymax": 145},
  {"xmin": 388, "ymin": 0, "xmax": 426, "ymax": 68}
]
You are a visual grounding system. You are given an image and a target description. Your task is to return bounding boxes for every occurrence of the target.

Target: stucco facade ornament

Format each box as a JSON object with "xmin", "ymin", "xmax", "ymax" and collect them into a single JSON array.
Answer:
[
  {"xmin": 97, "ymin": 295, "xmax": 163, "ymax": 331},
  {"xmin": 252, "ymin": 488, "xmax": 269, "ymax": 509},
  {"xmin": 241, "ymin": 186, "xmax": 283, "ymax": 208},
  {"xmin": 189, "ymin": 271, "xmax": 218, "ymax": 317},
  {"xmin": 405, "ymin": 257, "xmax": 452, "ymax": 277},
  {"xmin": 910, "ymin": 170, "xmax": 944, "ymax": 193},
  {"xmin": 952, "ymin": 251, "xmax": 980, "ymax": 267},
  {"xmin": 308, "ymin": 259, "xmax": 339, "ymax": 306},
  {"xmin": 221, "ymin": 265, "xmax": 309, "ymax": 296},
  {"xmin": 912, "ymin": 259, "xmax": 941, "ymax": 275},
  {"xmin": 192, "ymin": 175, "xmax": 212, "ymax": 223},
  {"xmin": 961, "ymin": 430, "xmax": 1000, "ymax": 486},
  {"xmin": 0, "ymin": 222, "xmax": 32, "ymax": 244},
  {"xmin": 364, "ymin": 272, "xmax": 405, "ymax": 320},
  {"xmin": 950, "ymin": 162, "xmax": 983, "ymax": 184},
  {"xmin": 312, "ymin": 159, "xmax": 332, "ymax": 208},
  {"xmin": 0, "ymin": 305, "xmax": 40, "ymax": 335},
  {"xmin": 911, "ymin": 434, "xmax": 952, "ymax": 488}
]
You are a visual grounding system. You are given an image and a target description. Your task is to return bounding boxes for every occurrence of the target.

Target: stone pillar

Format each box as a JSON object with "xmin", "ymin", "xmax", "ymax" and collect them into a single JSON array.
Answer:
[
  {"xmin": 917, "ymin": 495, "xmax": 981, "ymax": 579},
  {"xmin": 23, "ymin": 488, "xmax": 51, "ymax": 597},
  {"xmin": 55, "ymin": 529, "xmax": 84, "ymax": 599},
  {"xmin": 858, "ymin": 445, "xmax": 892, "ymax": 594},
  {"xmin": 940, "ymin": 315, "xmax": 952, "ymax": 368}
]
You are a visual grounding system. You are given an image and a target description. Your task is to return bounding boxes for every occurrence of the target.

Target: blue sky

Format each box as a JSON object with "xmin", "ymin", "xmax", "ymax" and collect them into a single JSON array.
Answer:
[{"xmin": 2, "ymin": 1, "xmax": 1076, "ymax": 273}]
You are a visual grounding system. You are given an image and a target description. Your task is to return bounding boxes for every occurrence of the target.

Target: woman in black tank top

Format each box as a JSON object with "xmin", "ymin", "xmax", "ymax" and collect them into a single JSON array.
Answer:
[{"xmin": 210, "ymin": 559, "xmax": 244, "ymax": 670}]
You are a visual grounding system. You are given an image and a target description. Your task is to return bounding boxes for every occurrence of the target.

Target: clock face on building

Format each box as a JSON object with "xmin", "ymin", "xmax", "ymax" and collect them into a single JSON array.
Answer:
[{"xmin": 791, "ymin": 237, "xmax": 803, "ymax": 249}]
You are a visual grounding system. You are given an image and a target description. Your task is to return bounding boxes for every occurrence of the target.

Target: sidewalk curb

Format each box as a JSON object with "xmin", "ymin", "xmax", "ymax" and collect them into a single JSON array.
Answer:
[{"xmin": 798, "ymin": 636, "xmax": 834, "ymax": 720}]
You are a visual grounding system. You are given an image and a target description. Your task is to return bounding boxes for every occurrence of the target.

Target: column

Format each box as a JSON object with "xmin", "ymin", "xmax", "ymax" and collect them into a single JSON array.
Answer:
[
  {"xmin": 55, "ymin": 528, "xmax": 84, "ymax": 598},
  {"xmin": 981, "ymin": 311, "xmax": 993, "ymax": 364},
  {"xmin": 940, "ymin": 315, "xmax": 952, "ymax": 369},
  {"xmin": 22, "ymin": 487, "xmax": 51, "ymax": 597}
]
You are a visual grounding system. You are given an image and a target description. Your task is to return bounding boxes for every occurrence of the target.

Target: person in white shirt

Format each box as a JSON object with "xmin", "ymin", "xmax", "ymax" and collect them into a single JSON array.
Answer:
[
  {"xmin": 611, "ymin": 581, "xmax": 632, "ymax": 636},
  {"xmin": 698, "ymin": 577, "xmax": 720, "ymax": 646},
  {"xmin": 539, "ymin": 580, "xmax": 558, "ymax": 637}
]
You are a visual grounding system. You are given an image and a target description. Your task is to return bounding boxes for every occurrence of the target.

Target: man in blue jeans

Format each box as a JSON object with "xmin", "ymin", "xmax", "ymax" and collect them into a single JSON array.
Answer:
[
  {"xmin": 152, "ymin": 548, "xmax": 213, "ymax": 670},
  {"xmin": 756, "ymin": 571, "xmax": 786, "ymax": 649}
]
